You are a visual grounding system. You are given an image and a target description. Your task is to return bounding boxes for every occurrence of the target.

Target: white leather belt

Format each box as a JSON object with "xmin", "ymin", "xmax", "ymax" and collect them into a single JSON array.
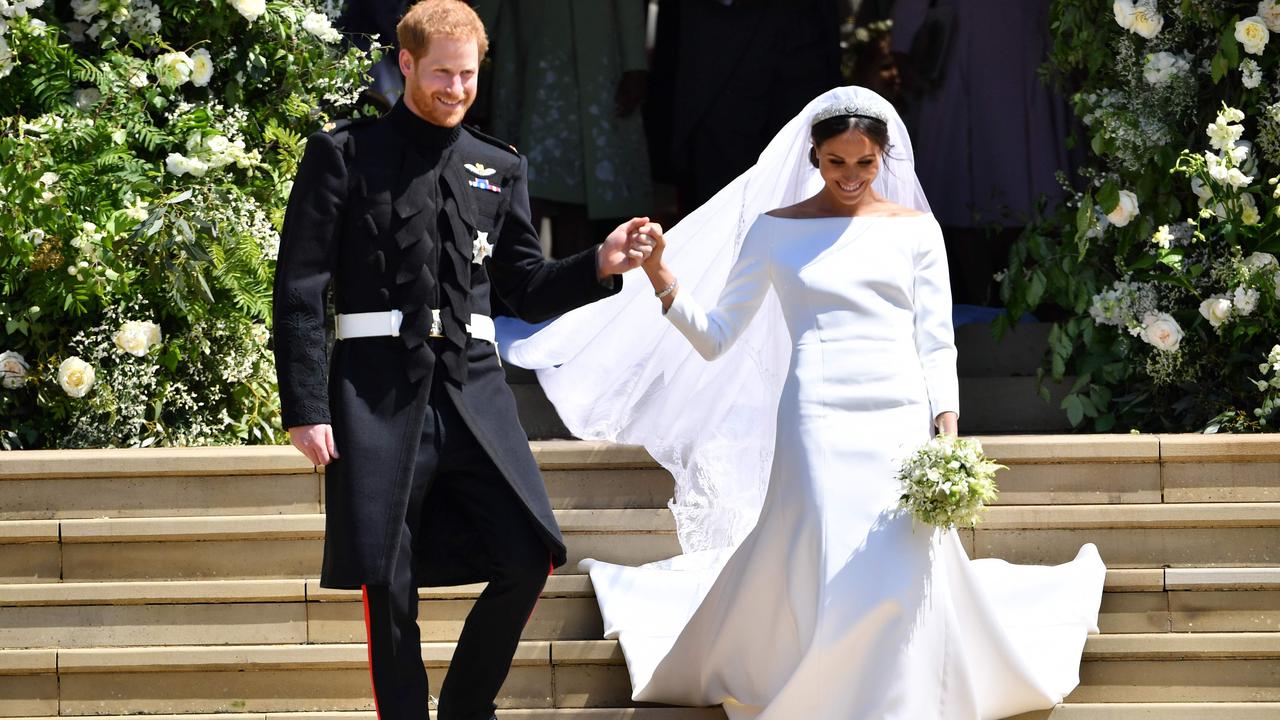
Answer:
[{"xmin": 335, "ymin": 310, "xmax": 496, "ymax": 344}]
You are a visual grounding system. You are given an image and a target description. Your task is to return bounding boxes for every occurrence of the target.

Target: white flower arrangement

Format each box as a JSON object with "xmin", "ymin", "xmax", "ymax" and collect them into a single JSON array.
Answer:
[
  {"xmin": 897, "ymin": 435, "xmax": 1003, "ymax": 529},
  {"xmin": 112, "ymin": 320, "xmax": 161, "ymax": 357},
  {"xmin": 1241, "ymin": 58, "xmax": 1263, "ymax": 89},
  {"xmin": 57, "ymin": 356, "xmax": 95, "ymax": 397},
  {"xmin": 1139, "ymin": 311, "xmax": 1183, "ymax": 351},
  {"xmin": 1143, "ymin": 51, "xmax": 1189, "ymax": 85},
  {"xmin": 1107, "ymin": 189, "xmax": 1140, "ymax": 226},
  {"xmin": 301, "ymin": 11, "xmax": 340, "ymax": 43},
  {"xmin": 229, "ymin": 0, "xmax": 266, "ymax": 22},
  {"xmin": 190, "ymin": 47, "xmax": 213, "ymax": 87},
  {"xmin": 0, "ymin": 350, "xmax": 28, "ymax": 389},
  {"xmin": 1236, "ymin": 16, "xmax": 1271, "ymax": 56},
  {"xmin": 1114, "ymin": 0, "xmax": 1164, "ymax": 39},
  {"xmin": 1199, "ymin": 295, "xmax": 1234, "ymax": 328}
]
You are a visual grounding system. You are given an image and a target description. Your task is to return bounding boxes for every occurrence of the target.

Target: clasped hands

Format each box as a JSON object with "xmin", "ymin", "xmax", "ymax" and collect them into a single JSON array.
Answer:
[{"xmin": 596, "ymin": 217, "xmax": 666, "ymax": 277}]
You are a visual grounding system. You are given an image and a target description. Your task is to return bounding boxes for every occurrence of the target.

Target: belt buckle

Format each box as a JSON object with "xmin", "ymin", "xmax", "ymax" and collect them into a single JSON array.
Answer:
[{"xmin": 429, "ymin": 308, "xmax": 443, "ymax": 338}]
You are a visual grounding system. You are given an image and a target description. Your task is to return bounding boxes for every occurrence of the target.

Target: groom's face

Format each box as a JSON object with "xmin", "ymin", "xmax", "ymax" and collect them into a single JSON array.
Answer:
[
  {"xmin": 815, "ymin": 130, "xmax": 881, "ymax": 207},
  {"xmin": 399, "ymin": 35, "xmax": 479, "ymax": 128}
]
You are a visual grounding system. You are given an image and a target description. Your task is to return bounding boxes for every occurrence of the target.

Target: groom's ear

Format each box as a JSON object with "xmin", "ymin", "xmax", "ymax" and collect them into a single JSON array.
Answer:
[{"xmin": 808, "ymin": 146, "xmax": 819, "ymax": 168}]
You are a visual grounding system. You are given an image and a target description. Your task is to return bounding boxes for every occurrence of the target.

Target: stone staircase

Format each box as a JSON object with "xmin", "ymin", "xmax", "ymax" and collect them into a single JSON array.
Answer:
[{"xmin": 1, "ymin": 435, "xmax": 1279, "ymax": 718}]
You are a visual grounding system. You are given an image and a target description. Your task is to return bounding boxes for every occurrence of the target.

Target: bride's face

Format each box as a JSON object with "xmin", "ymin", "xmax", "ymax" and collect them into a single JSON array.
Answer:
[{"xmin": 814, "ymin": 130, "xmax": 881, "ymax": 206}]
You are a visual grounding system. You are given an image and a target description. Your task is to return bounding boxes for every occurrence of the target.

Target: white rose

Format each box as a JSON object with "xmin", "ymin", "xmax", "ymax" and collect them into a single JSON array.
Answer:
[
  {"xmin": 1236, "ymin": 16, "xmax": 1271, "ymax": 55},
  {"xmin": 1199, "ymin": 295, "xmax": 1234, "ymax": 328},
  {"xmin": 1234, "ymin": 286, "xmax": 1261, "ymax": 316},
  {"xmin": 0, "ymin": 350, "xmax": 29, "ymax": 389},
  {"xmin": 128, "ymin": 69, "xmax": 149, "ymax": 88},
  {"xmin": 155, "ymin": 51, "xmax": 193, "ymax": 88},
  {"xmin": 165, "ymin": 152, "xmax": 191, "ymax": 176},
  {"xmin": 1128, "ymin": 0, "xmax": 1163, "ymax": 38},
  {"xmin": 301, "ymin": 11, "xmax": 341, "ymax": 43},
  {"xmin": 1246, "ymin": 252, "xmax": 1278, "ymax": 270},
  {"xmin": 1114, "ymin": 0, "xmax": 1135, "ymax": 29},
  {"xmin": 228, "ymin": 0, "xmax": 265, "ymax": 22},
  {"xmin": 1107, "ymin": 189, "xmax": 1140, "ymax": 227},
  {"xmin": 57, "ymin": 356, "xmax": 95, "ymax": 398},
  {"xmin": 113, "ymin": 321, "xmax": 152, "ymax": 356},
  {"xmin": 1260, "ymin": 0, "xmax": 1280, "ymax": 31},
  {"xmin": 1141, "ymin": 312, "xmax": 1183, "ymax": 352},
  {"xmin": 190, "ymin": 48, "xmax": 213, "ymax": 87}
]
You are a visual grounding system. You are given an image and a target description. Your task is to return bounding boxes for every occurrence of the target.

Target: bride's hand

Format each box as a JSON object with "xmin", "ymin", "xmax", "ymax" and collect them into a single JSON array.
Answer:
[
  {"xmin": 632, "ymin": 221, "xmax": 665, "ymax": 272},
  {"xmin": 935, "ymin": 412, "xmax": 958, "ymax": 437}
]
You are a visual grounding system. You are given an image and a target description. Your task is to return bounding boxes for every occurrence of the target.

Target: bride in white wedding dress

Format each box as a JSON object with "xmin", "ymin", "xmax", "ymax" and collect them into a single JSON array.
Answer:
[{"xmin": 497, "ymin": 87, "xmax": 1106, "ymax": 719}]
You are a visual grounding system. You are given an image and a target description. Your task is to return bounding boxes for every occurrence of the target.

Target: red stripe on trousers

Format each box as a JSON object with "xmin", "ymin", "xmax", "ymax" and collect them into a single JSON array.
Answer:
[{"xmin": 361, "ymin": 585, "xmax": 384, "ymax": 720}]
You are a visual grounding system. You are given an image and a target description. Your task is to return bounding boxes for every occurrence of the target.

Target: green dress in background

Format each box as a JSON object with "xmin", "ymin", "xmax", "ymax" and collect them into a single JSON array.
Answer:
[{"xmin": 477, "ymin": 0, "xmax": 652, "ymax": 221}]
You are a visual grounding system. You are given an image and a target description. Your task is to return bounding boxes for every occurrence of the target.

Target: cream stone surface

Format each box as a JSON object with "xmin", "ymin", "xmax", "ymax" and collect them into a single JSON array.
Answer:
[
  {"xmin": 1097, "ymin": 592, "xmax": 1169, "ymax": 633},
  {"xmin": 528, "ymin": 441, "xmax": 656, "ymax": 469},
  {"xmin": 976, "ymin": 527, "xmax": 1280, "ymax": 567},
  {"xmin": 0, "ymin": 446, "xmax": 313, "ymax": 480},
  {"xmin": 543, "ymin": 468, "xmax": 673, "ymax": 509},
  {"xmin": 1163, "ymin": 461, "xmax": 1280, "ymax": 502},
  {"xmin": 0, "ymin": 579, "xmax": 305, "ymax": 606},
  {"xmin": 0, "ymin": 544, "xmax": 59, "ymax": 583},
  {"xmin": 1170, "ymin": 590, "xmax": 1280, "ymax": 632},
  {"xmin": 0, "ymin": 674, "xmax": 57, "ymax": 717},
  {"xmin": 63, "ymin": 539, "xmax": 323, "ymax": 581},
  {"xmin": 554, "ymin": 665, "xmax": 636, "ymax": 708},
  {"xmin": 1070, "ymin": 659, "xmax": 1280, "ymax": 702},
  {"xmin": 0, "ymin": 474, "xmax": 320, "ymax": 520},
  {"xmin": 0, "ymin": 603, "xmax": 307, "ymax": 648},
  {"xmin": 993, "ymin": 463, "xmax": 1161, "ymax": 505}
]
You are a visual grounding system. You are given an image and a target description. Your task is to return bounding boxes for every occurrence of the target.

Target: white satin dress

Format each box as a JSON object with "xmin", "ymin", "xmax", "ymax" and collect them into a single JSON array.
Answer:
[{"xmin": 581, "ymin": 213, "xmax": 1107, "ymax": 720}]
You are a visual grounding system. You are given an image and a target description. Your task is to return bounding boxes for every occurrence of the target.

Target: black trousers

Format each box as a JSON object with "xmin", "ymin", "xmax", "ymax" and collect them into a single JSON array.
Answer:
[{"xmin": 361, "ymin": 376, "xmax": 550, "ymax": 720}]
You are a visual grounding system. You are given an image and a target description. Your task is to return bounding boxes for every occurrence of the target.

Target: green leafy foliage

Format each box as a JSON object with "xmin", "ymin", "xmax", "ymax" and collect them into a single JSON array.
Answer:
[{"xmin": 0, "ymin": 0, "xmax": 377, "ymax": 448}]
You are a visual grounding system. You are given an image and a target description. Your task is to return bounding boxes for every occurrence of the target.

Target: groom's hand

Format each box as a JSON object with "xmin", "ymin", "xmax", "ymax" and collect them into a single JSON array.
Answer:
[
  {"xmin": 597, "ymin": 217, "xmax": 653, "ymax": 278},
  {"xmin": 289, "ymin": 423, "xmax": 340, "ymax": 466}
]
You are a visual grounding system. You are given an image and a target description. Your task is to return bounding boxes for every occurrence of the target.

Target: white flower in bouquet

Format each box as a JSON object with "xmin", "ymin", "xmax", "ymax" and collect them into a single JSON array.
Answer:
[
  {"xmin": 1143, "ymin": 51, "xmax": 1189, "ymax": 85},
  {"xmin": 1140, "ymin": 311, "xmax": 1183, "ymax": 351},
  {"xmin": 897, "ymin": 435, "xmax": 1003, "ymax": 529},
  {"xmin": 165, "ymin": 152, "xmax": 209, "ymax": 178},
  {"xmin": 1234, "ymin": 286, "xmax": 1261, "ymax": 315},
  {"xmin": 122, "ymin": 0, "xmax": 159, "ymax": 39},
  {"xmin": 69, "ymin": 0, "xmax": 98, "ymax": 22},
  {"xmin": 1246, "ymin": 252, "xmax": 1279, "ymax": 270},
  {"xmin": 1114, "ymin": 0, "xmax": 1163, "ymax": 38},
  {"xmin": 190, "ymin": 48, "xmax": 213, "ymax": 87},
  {"xmin": 1200, "ymin": 295, "xmax": 1234, "ymax": 328},
  {"xmin": 229, "ymin": 0, "xmax": 266, "ymax": 22},
  {"xmin": 1237, "ymin": 16, "xmax": 1271, "ymax": 55},
  {"xmin": 1241, "ymin": 58, "xmax": 1263, "ymax": 89},
  {"xmin": 1269, "ymin": 344, "xmax": 1280, "ymax": 367},
  {"xmin": 57, "ymin": 356, "xmax": 95, "ymax": 397},
  {"xmin": 1207, "ymin": 119, "xmax": 1245, "ymax": 151},
  {"xmin": 1191, "ymin": 176, "xmax": 1213, "ymax": 207},
  {"xmin": 302, "ymin": 11, "xmax": 341, "ymax": 43},
  {"xmin": 123, "ymin": 195, "xmax": 149, "ymax": 221},
  {"xmin": 0, "ymin": 350, "xmax": 29, "ymax": 389},
  {"xmin": 251, "ymin": 324, "xmax": 270, "ymax": 345},
  {"xmin": 1151, "ymin": 224, "xmax": 1173, "ymax": 249},
  {"xmin": 1261, "ymin": 0, "xmax": 1280, "ymax": 31},
  {"xmin": 113, "ymin": 320, "xmax": 161, "ymax": 356},
  {"xmin": 127, "ymin": 69, "xmax": 149, "ymax": 88},
  {"xmin": 155, "ymin": 51, "xmax": 193, "ymax": 88},
  {"xmin": 1106, "ymin": 189, "xmax": 1140, "ymax": 227},
  {"xmin": 1241, "ymin": 192, "xmax": 1262, "ymax": 225}
]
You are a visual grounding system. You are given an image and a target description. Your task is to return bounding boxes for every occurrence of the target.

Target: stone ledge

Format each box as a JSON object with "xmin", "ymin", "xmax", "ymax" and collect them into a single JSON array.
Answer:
[
  {"xmin": 0, "ymin": 649, "xmax": 55, "ymax": 674},
  {"xmin": 1160, "ymin": 435, "xmax": 1280, "ymax": 463},
  {"xmin": 976, "ymin": 435, "xmax": 1160, "ymax": 464},
  {"xmin": 1083, "ymin": 632, "xmax": 1280, "ymax": 659},
  {"xmin": 981, "ymin": 503, "xmax": 1280, "ymax": 530},
  {"xmin": 0, "ymin": 446, "xmax": 312, "ymax": 480},
  {"xmin": 0, "ymin": 579, "xmax": 306, "ymax": 607}
]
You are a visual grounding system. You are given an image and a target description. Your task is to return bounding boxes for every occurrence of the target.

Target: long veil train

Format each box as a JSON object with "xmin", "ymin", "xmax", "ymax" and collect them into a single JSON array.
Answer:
[{"xmin": 496, "ymin": 86, "xmax": 927, "ymax": 555}]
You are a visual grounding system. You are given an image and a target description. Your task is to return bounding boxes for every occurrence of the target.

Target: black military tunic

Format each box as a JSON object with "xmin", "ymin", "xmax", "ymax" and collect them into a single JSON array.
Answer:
[{"xmin": 273, "ymin": 101, "xmax": 620, "ymax": 590}]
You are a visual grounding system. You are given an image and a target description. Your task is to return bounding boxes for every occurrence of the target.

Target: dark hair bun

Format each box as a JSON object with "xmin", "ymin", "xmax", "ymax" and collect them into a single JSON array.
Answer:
[{"xmin": 810, "ymin": 114, "xmax": 891, "ymax": 158}]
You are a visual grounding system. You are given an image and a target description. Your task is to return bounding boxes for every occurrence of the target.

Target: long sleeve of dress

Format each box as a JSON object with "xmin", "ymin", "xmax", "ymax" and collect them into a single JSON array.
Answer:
[
  {"xmin": 665, "ymin": 221, "xmax": 771, "ymax": 360},
  {"xmin": 912, "ymin": 221, "xmax": 960, "ymax": 420}
]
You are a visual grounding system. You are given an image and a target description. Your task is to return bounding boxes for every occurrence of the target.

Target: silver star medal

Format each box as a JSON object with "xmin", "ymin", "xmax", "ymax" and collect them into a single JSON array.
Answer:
[{"xmin": 473, "ymin": 231, "xmax": 493, "ymax": 264}]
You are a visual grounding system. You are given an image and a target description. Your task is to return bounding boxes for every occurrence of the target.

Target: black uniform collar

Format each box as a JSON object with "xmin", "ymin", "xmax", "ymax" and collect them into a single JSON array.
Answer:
[{"xmin": 389, "ymin": 99, "xmax": 462, "ymax": 150}]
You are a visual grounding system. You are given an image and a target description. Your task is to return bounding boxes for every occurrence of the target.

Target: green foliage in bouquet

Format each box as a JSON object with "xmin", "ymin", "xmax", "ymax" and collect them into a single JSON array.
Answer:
[
  {"xmin": 897, "ymin": 435, "xmax": 1003, "ymax": 529},
  {"xmin": 1000, "ymin": 0, "xmax": 1280, "ymax": 433},
  {"xmin": 0, "ymin": 0, "xmax": 377, "ymax": 448}
]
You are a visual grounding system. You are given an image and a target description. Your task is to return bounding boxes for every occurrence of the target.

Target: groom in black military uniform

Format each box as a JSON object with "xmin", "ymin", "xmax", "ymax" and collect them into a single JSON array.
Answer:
[{"xmin": 272, "ymin": 2, "xmax": 649, "ymax": 718}]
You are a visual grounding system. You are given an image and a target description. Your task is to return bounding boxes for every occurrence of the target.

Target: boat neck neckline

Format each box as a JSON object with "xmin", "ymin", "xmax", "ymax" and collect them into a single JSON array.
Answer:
[{"xmin": 760, "ymin": 212, "xmax": 932, "ymax": 221}]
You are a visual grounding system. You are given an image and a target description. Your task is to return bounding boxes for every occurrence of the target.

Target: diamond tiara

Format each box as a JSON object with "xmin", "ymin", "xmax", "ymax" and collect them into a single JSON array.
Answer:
[{"xmin": 811, "ymin": 102, "xmax": 889, "ymax": 126}]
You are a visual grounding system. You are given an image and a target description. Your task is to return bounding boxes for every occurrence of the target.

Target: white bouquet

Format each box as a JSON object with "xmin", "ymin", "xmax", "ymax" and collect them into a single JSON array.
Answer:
[{"xmin": 897, "ymin": 435, "xmax": 1003, "ymax": 529}]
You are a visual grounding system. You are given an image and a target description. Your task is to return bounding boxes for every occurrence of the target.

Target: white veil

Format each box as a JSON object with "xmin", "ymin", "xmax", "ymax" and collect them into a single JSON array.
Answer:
[{"xmin": 496, "ymin": 86, "xmax": 930, "ymax": 554}]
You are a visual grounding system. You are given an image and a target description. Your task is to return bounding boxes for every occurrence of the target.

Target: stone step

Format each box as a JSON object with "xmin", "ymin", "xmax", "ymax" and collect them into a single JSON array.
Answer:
[
  {"xmin": 12, "ymin": 705, "xmax": 1280, "ymax": 720},
  {"xmin": 7, "ymin": 502, "xmax": 1280, "ymax": 583},
  {"xmin": 3, "ymin": 634, "xmax": 1279, "ymax": 715},
  {"xmin": 1, "ymin": 567, "xmax": 1277, "ymax": 648},
  {"xmin": 3, "ymin": 436, "xmax": 1278, "ymax": 520}
]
